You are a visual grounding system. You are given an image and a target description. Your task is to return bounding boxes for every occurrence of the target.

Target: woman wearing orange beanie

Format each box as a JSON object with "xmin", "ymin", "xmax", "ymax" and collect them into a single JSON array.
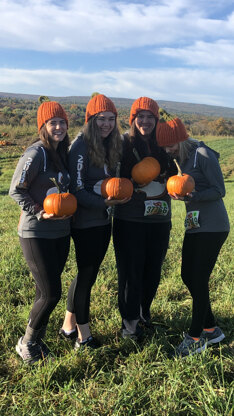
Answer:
[
  {"xmin": 112, "ymin": 97, "xmax": 176, "ymax": 339},
  {"xmin": 9, "ymin": 101, "xmax": 71, "ymax": 363},
  {"xmin": 60, "ymin": 94, "xmax": 128, "ymax": 349},
  {"xmin": 157, "ymin": 114, "xmax": 229, "ymax": 357}
]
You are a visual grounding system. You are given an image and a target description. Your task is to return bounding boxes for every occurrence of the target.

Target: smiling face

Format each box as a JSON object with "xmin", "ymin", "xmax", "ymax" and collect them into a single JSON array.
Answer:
[
  {"xmin": 95, "ymin": 111, "xmax": 116, "ymax": 138},
  {"xmin": 45, "ymin": 117, "xmax": 67, "ymax": 149},
  {"xmin": 164, "ymin": 143, "xmax": 179, "ymax": 157},
  {"xmin": 135, "ymin": 110, "xmax": 156, "ymax": 136}
]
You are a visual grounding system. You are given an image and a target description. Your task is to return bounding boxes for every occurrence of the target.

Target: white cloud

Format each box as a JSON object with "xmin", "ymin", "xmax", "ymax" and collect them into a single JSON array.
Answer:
[
  {"xmin": 1, "ymin": 66, "xmax": 234, "ymax": 108},
  {"xmin": 157, "ymin": 40, "xmax": 234, "ymax": 67},
  {"xmin": 0, "ymin": 0, "xmax": 233, "ymax": 52},
  {"xmin": 1, "ymin": 1, "xmax": 234, "ymax": 107}
]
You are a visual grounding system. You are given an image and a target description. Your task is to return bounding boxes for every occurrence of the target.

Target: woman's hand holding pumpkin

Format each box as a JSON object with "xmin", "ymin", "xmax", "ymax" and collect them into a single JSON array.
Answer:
[
  {"xmin": 104, "ymin": 196, "xmax": 131, "ymax": 206},
  {"xmin": 169, "ymin": 192, "xmax": 193, "ymax": 201},
  {"xmin": 39, "ymin": 210, "xmax": 72, "ymax": 220}
]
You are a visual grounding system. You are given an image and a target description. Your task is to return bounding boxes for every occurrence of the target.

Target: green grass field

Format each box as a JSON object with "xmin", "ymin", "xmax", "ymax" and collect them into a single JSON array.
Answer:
[{"xmin": 0, "ymin": 137, "xmax": 233, "ymax": 416}]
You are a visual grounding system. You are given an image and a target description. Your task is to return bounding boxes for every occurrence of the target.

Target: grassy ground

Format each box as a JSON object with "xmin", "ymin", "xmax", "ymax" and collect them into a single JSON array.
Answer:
[{"xmin": 0, "ymin": 137, "xmax": 233, "ymax": 415}]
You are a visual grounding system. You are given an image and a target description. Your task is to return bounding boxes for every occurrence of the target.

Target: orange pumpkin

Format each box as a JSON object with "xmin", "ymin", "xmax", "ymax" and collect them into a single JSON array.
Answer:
[
  {"xmin": 101, "ymin": 177, "xmax": 133, "ymax": 200},
  {"xmin": 167, "ymin": 159, "xmax": 195, "ymax": 197},
  {"xmin": 131, "ymin": 157, "xmax": 160, "ymax": 185},
  {"xmin": 43, "ymin": 192, "xmax": 77, "ymax": 216},
  {"xmin": 101, "ymin": 177, "xmax": 110, "ymax": 199},
  {"xmin": 43, "ymin": 178, "xmax": 77, "ymax": 216},
  {"xmin": 0, "ymin": 140, "xmax": 11, "ymax": 146}
]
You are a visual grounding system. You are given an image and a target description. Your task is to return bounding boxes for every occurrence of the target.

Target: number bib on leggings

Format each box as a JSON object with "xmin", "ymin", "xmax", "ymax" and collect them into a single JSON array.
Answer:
[
  {"xmin": 185, "ymin": 210, "xmax": 200, "ymax": 230},
  {"xmin": 144, "ymin": 200, "xmax": 169, "ymax": 216}
]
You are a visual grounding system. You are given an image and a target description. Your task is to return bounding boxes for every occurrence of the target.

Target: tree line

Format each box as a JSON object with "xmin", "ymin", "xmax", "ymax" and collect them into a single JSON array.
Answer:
[{"xmin": 0, "ymin": 97, "xmax": 234, "ymax": 137}]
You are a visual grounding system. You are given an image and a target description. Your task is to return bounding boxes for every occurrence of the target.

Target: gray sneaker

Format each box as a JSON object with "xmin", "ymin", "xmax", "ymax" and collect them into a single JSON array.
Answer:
[
  {"xmin": 201, "ymin": 327, "xmax": 225, "ymax": 346},
  {"xmin": 16, "ymin": 337, "xmax": 42, "ymax": 364},
  {"xmin": 175, "ymin": 333, "xmax": 207, "ymax": 358}
]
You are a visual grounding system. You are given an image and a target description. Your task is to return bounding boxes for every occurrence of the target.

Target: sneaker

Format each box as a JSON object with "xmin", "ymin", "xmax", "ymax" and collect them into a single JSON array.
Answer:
[
  {"xmin": 59, "ymin": 327, "xmax": 78, "ymax": 340},
  {"xmin": 140, "ymin": 318, "xmax": 152, "ymax": 329},
  {"xmin": 16, "ymin": 337, "xmax": 42, "ymax": 364},
  {"xmin": 174, "ymin": 333, "xmax": 207, "ymax": 358},
  {"xmin": 74, "ymin": 336, "xmax": 100, "ymax": 350},
  {"xmin": 122, "ymin": 325, "xmax": 144, "ymax": 341},
  {"xmin": 201, "ymin": 327, "xmax": 225, "ymax": 346}
]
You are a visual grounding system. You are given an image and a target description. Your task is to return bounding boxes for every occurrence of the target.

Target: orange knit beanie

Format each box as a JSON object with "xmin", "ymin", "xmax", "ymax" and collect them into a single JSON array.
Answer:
[
  {"xmin": 129, "ymin": 97, "xmax": 159, "ymax": 125},
  {"xmin": 37, "ymin": 101, "xmax": 68, "ymax": 132},
  {"xmin": 85, "ymin": 94, "xmax": 117, "ymax": 123},
  {"xmin": 156, "ymin": 109, "xmax": 189, "ymax": 146}
]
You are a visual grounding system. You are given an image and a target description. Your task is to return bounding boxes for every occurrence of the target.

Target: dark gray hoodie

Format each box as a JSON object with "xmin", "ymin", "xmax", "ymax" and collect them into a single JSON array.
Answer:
[
  {"xmin": 9, "ymin": 141, "xmax": 71, "ymax": 238},
  {"xmin": 181, "ymin": 141, "xmax": 230, "ymax": 233},
  {"xmin": 69, "ymin": 133, "xmax": 112, "ymax": 229}
]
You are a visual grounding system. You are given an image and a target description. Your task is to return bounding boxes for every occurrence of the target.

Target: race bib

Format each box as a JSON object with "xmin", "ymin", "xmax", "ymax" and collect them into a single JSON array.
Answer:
[
  {"xmin": 144, "ymin": 200, "xmax": 169, "ymax": 216},
  {"xmin": 185, "ymin": 211, "xmax": 200, "ymax": 230}
]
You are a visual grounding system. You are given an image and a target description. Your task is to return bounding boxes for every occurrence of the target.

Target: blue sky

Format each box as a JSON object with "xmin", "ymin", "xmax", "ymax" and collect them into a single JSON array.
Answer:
[{"xmin": 0, "ymin": 0, "xmax": 234, "ymax": 108}]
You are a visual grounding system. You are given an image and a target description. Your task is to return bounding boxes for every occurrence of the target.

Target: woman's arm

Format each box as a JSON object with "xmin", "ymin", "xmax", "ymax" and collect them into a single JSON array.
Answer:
[
  {"xmin": 189, "ymin": 146, "xmax": 226, "ymax": 202},
  {"xmin": 9, "ymin": 147, "xmax": 44, "ymax": 218},
  {"xmin": 68, "ymin": 138, "xmax": 107, "ymax": 209}
]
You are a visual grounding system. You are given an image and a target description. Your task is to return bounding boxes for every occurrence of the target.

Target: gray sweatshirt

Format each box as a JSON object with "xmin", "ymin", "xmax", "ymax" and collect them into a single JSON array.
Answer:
[
  {"xmin": 9, "ymin": 141, "xmax": 71, "ymax": 238},
  {"xmin": 69, "ymin": 133, "xmax": 112, "ymax": 229},
  {"xmin": 181, "ymin": 141, "xmax": 230, "ymax": 233}
]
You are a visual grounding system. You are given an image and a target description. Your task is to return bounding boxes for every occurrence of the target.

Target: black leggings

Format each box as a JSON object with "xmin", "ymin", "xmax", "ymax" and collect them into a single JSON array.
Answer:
[
  {"xmin": 67, "ymin": 224, "xmax": 111, "ymax": 324},
  {"xmin": 113, "ymin": 219, "xmax": 171, "ymax": 322},
  {"xmin": 181, "ymin": 231, "xmax": 228, "ymax": 337},
  {"xmin": 20, "ymin": 235, "xmax": 70, "ymax": 330}
]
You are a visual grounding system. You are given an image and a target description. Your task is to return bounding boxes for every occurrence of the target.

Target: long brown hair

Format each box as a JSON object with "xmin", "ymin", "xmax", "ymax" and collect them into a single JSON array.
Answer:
[
  {"xmin": 39, "ymin": 125, "xmax": 69, "ymax": 171},
  {"xmin": 83, "ymin": 116, "xmax": 122, "ymax": 172},
  {"xmin": 128, "ymin": 119, "xmax": 158, "ymax": 157}
]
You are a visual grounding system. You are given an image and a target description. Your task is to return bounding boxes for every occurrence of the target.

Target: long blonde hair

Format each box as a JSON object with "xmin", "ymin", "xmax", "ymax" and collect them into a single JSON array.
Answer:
[
  {"xmin": 83, "ymin": 116, "xmax": 122, "ymax": 172},
  {"xmin": 178, "ymin": 137, "xmax": 199, "ymax": 165}
]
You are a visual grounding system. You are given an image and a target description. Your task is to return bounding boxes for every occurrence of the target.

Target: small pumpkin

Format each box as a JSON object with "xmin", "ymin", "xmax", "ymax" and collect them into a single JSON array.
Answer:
[
  {"xmin": 0, "ymin": 140, "xmax": 11, "ymax": 146},
  {"xmin": 131, "ymin": 156, "xmax": 161, "ymax": 185},
  {"xmin": 101, "ymin": 177, "xmax": 133, "ymax": 200},
  {"xmin": 43, "ymin": 178, "xmax": 77, "ymax": 216},
  {"xmin": 100, "ymin": 177, "xmax": 110, "ymax": 199},
  {"xmin": 167, "ymin": 159, "xmax": 195, "ymax": 197}
]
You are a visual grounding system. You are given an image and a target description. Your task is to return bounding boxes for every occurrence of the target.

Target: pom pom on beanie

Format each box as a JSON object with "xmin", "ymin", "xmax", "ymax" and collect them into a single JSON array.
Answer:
[
  {"xmin": 156, "ymin": 109, "xmax": 189, "ymax": 147},
  {"xmin": 85, "ymin": 94, "xmax": 117, "ymax": 123},
  {"xmin": 37, "ymin": 101, "xmax": 68, "ymax": 132},
  {"xmin": 129, "ymin": 97, "xmax": 159, "ymax": 125}
]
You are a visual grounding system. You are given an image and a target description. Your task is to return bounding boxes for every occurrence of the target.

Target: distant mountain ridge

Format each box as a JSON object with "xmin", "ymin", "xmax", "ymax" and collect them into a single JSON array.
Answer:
[{"xmin": 1, "ymin": 91, "xmax": 234, "ymax": 119}]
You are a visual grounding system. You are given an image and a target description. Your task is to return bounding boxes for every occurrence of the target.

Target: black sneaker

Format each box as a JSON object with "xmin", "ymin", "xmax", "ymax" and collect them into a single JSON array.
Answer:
[
  {"xmin": 59, "ymin": 327, "xmax": 78, "ymax": 340},
  {"xmin": 16, "ymin": 337, "xmax": 42, "ymax": 364},
  {"xmin": 140, "ymin": 318, "xmax": 153, "ymax": 329},
  {"xmin": 74, "ymin": 336, "xmax": 100, "ymax": 350}
]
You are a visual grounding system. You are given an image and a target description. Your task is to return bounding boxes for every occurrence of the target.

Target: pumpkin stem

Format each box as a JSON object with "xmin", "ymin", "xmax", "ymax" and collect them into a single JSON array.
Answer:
[
  {"xmin": 173, "ymin": 159, "xmax": 183, "ymax": 176},
  {"xmin": 116, "ymin": 162, "xmax": 121, "ymax": 178},
  {"xmin": 158, "ymin": 108, "xmax": 175, "ymax": 122},
  {"xmin": 49, "ymin": 177, "xmax": 61, "ymax": 193}
]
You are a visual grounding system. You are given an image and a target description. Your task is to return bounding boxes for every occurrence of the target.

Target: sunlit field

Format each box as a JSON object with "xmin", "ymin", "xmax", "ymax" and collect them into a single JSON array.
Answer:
[{"xmin": 0, "ymin": 137, "xmax": 233, "ymax": 416}]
